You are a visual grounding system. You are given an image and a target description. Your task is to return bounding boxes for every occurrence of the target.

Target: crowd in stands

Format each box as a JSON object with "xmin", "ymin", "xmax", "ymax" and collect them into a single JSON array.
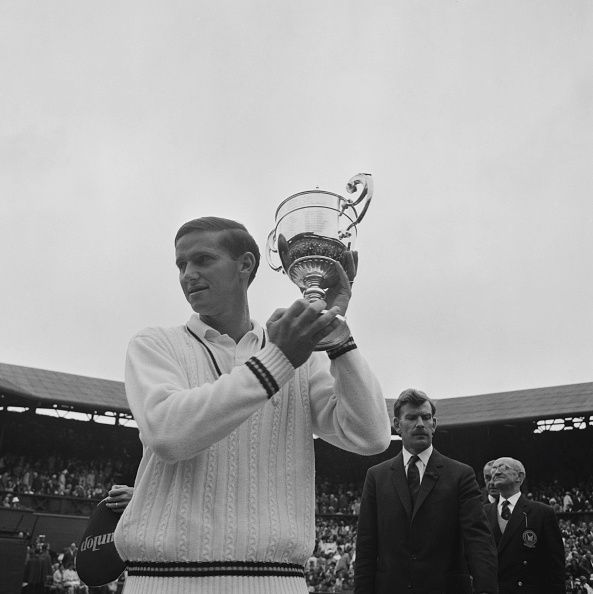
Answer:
[
  {"xmin": 562, "ymin": 519, "xmax": 593, "ymax": 593},
  {"xmin": 0, "ymin": 452, "xmax": 136, "ymax": 503},
  {"xmin": 315, "ymin": 480, "xmax": 361, "ymax": 516},
  {"xmin": 306, "ymin": 518, "xmax": 357, "ymax": 592},
  {"xmin": 528, "ymin": 479, "xmax": 593, "ymax": 513}
]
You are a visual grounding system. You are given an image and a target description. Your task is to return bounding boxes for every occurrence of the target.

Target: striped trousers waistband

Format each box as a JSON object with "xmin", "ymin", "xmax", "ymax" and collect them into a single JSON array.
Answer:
[{"xmin": 126, "ymin": 561, "xmax": 305, "ymax": 578}]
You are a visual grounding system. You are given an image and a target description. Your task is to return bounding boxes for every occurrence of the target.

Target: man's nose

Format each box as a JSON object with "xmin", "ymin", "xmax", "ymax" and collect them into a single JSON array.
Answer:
[{"xmin": 182, "ymin": 264, "xmax": 200, "ymax": 280}]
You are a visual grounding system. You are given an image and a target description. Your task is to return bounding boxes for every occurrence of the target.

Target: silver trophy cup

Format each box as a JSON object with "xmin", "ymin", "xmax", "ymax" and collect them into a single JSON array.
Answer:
[{"xmin": 266, "ymin": 173, "xmax": 373, "ymax": 350}]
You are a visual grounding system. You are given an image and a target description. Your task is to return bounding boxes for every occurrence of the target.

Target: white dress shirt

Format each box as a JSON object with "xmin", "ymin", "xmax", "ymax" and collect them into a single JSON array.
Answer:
[
  {"xmin": 498, "ymin": 491, "xmax": 521, "ymax": 518},
  {"xmin": 402, "ymin": 445, "xmax": 433, "ymax": 483}
]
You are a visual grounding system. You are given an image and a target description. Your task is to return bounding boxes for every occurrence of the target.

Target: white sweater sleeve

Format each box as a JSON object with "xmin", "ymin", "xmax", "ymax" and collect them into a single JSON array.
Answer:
[
  {"xmin": 307, "ymin": 347, "xmax": 391, "ymax": 455},
  {"xmin": 125, "ymin": 328, "xmax": 294, "ymax": 463}
]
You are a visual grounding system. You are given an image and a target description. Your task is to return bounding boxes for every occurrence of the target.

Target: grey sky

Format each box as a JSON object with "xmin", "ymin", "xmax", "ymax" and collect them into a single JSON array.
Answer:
[{"xmin": 2, "ymin": 1, "xmax": 592, "ymax": 400}]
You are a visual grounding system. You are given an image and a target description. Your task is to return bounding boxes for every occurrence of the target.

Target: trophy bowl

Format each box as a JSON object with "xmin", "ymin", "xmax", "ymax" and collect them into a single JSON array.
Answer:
[{"xmin": 266, "ymin": 173, "xmax": 373, "ymax": 349}]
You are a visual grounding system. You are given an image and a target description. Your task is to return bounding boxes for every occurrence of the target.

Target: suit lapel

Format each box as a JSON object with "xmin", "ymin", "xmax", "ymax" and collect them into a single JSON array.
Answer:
[
  {"xmin": 391, "ymin": 453, "xmax": 413, "ymax": 518},
  {"xmin": 498, "ymin": 494, "xmax": 528, "ymax": 552},
  {"xmin": 411, "ymin": 450, "xmax": 441, "ymax": 521}
]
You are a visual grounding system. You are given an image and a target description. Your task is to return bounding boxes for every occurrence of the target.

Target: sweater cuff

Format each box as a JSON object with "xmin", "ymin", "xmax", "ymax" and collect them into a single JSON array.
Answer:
[
  {"xmin": 246, "ymin": 342, "xmax": 295, "ymax": 398},
  {"xmin": 327, "ymin": 336, "xmax": 357, "ymax": 360}
]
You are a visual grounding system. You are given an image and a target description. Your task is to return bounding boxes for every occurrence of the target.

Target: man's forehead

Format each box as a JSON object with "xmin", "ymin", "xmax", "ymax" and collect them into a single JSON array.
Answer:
[
  {"xmin": 176, "ymin": 229, "xmax": 223, "ymax": 248},
  {"xmin": 175, "ymin": 230, "xmax": 227, "ymax": 255},
  {"xmin": 493, "ymin": 457, "xmax": 516, "ymax": 469},
  {"xmin": 400, "ymin": 402, "xmax": 433, "ymax": 416}
]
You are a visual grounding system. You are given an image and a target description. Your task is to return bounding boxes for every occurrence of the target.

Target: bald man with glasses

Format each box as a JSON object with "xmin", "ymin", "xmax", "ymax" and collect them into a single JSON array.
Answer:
[{"xmin": 484, "ymin": 457, "xmax": 565, "ymax": 594}]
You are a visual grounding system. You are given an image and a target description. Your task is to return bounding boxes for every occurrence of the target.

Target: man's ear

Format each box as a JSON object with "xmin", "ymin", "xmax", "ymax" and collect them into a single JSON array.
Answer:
[
  {"xmin": 238, "ymin": 252, "xmax": 256, "ymax": 278},
  {"xmin": 432, "ymin": 416, "xmax": 437, "ymax": 432},
  {"xmin": 392, "ymin": 416, "xmax": 401, "ymax": 434}
]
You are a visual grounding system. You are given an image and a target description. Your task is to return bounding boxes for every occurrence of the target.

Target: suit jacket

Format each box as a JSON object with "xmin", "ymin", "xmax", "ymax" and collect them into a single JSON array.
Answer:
[
  {"xmin": 484, "ymin": 495, "xmax": 565, "ymax": 594},
  {"xmin": 354, "ymin": 449, "xmax": 498, "ymax": 594}
]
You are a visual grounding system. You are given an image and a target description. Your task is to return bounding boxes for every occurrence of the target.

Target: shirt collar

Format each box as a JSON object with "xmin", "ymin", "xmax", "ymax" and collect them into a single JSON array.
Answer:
[
  {"xmin": 186, "ymin": 313, "xmax": 264, "ymax": 344},
  {"xmin": 498, "ymin": 491, "xmax": 522, "ymax": 510},
  {"xmin": 402, "ymin": 445, "xmax": 433, "ymax": 467}
]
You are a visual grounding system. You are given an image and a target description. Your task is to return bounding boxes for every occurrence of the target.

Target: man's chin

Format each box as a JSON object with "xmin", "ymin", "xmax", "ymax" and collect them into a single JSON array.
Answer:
[
  {"xmin": 410, "ymin": 437, "xmax": 430, "ymax": 451},
  {"xmin": 188, "ymin": 294, "xmax": 209, "ymax": 310}
]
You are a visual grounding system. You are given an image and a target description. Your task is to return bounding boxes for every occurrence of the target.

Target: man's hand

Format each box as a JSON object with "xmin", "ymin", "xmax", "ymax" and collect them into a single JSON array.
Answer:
[
  {"xmin": 104, "ymin": 484, "xmax": 133, "ymax": 514},
  {"xmin": 267, "ymin": 299, "xmax": 343, "ymax": 368},
  {"xmin": 320, "ymin": 251, "xmax": 358, "ymax": 316}
]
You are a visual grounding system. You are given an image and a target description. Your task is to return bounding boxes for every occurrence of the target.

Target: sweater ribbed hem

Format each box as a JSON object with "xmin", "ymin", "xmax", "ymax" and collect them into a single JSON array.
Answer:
[
  {"xmin": 126, "ymin": 560, "xmax": 305, "ymax": 578},
  {"xmin": 121, "ymin": 574, "xmax": 309, "ymax": 594}
]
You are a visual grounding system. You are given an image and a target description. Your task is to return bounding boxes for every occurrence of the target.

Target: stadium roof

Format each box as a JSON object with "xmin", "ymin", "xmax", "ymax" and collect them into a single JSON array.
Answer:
[
  {"xmin": 0, "ymin": 362, "xmax": 128, "ymax": 415},
  {"xmin": 1, "ymin": 362, "xmax": 592, "ymax": 427},
  {"xmin": 387, "ymin": 382, "xmax": 593, "ymax": 429}
]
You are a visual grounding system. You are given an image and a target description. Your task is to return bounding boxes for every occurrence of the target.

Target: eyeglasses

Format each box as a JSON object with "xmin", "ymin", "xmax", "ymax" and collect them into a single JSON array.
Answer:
[{"xmin": 492, "ymin": 463, "xmax": 519, "ymax": 473}]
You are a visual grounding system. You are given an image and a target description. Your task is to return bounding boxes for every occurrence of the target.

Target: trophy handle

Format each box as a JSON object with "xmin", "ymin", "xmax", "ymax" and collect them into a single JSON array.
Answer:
[
  {"xmin": 265, "ymin": 229, "xmax": 283, "ymax": 272},
  {"xmin": 342, "ymin": 173, "xmax": 373, "ymax": 231}
]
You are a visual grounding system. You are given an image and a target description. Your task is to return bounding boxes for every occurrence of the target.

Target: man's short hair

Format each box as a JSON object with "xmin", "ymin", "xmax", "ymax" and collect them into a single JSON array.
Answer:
[
  {"xmin": 508, "ymin": 458, "xmax": 526, "ymax": 479},
  {"xmin": 175, "ymin": 217, "xmax": 260, "ymax": 286},
  {"xmin": 393, "ymin": 388, "xmax": 436, "ymax": 419}
]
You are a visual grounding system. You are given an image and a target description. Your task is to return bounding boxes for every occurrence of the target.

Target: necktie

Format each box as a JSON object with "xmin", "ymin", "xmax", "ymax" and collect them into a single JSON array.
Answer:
[
  {"xmin": 407, "ymin": 455, "xmax": 420, "ymax": 507},
  {"xmin": 501, "ymin": 499, "xmax": 512, "ymax": 520}
]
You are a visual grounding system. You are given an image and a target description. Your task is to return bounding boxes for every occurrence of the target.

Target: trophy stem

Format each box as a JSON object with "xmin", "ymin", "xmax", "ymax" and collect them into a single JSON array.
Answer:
[
  {"xmin": 301, "ymin": 274, "xmax": 350, "ymax": 351},
  {"xmin": 302, "ymin": 276, "xmax": 326, "ymax": 302}
]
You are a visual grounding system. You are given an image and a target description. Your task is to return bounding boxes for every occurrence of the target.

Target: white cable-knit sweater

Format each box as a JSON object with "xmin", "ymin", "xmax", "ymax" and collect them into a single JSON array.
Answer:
[{"xmin": 114, "ymin": 314, "xmax": 390, "ymax": 593}]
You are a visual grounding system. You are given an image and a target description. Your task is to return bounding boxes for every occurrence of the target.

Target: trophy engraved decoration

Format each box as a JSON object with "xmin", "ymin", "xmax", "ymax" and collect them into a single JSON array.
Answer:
[{"xmin": 266, "ymin": 173, "xmax": 373, "ymax": 350}]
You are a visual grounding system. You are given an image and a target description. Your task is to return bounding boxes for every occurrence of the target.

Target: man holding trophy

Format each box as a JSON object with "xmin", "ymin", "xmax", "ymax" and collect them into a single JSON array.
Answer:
[{"xmin": 113, "ymin": 175, "xmax": 392, "ymax": 594}]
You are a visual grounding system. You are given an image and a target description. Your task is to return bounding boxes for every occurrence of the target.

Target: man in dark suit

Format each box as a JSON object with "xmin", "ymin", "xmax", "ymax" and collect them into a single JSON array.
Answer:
[
  {"xmin": 485, "ymin": 457, "xmax": 565, "ymax": 594},
  {"xmin": 354, "ymin": 388, "xmax": 498, "ymax": 594}
]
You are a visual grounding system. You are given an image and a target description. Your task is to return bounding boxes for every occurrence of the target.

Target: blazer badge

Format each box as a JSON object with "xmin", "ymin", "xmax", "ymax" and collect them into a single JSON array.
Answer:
[{"xmin": 522, "ymin": 529, "xmax": 537, "ymax": 548}]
